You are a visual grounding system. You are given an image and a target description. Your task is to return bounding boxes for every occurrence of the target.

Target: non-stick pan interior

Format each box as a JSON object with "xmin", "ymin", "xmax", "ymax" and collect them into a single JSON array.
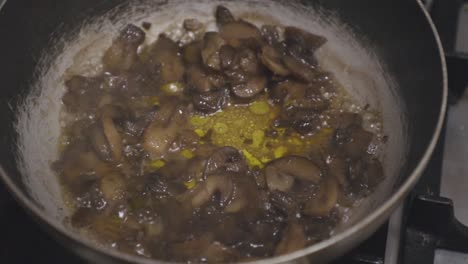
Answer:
[{"xmin": 0, "ymin": 0, "xmax": 444, "ymax": 262}]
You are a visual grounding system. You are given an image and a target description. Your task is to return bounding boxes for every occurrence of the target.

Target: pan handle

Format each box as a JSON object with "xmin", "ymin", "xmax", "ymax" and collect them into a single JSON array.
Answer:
[
  {"xmin": 446, "ymin": 52, "xmax": 468, "ymax": 104},
  {"xmin": 407, "ymin": 194, "xmax": 468, "ymax": 253}
]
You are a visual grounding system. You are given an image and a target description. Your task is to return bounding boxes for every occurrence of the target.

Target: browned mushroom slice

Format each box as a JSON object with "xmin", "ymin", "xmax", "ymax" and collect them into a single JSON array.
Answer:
[
  {"xmin": 201, "ymin": 32, "xmax": 226, "ymax": 70},
  {"xmin": 205, "ymin": 146, "xmax": 248, "ymax": 176},
  {"xmin": 215, "ymin": 5, "xmax": 235, "ymax": 26},
  {"xmin": 287, "ymin": 107, "xmax": 322, "ymax": 135},
  {"xmin": 265, "ymin": 156, "xmax": 322, "ymax": 192},
  {"xmin": 284, "ymin": 26, "xmax": 327, "ymax": 52},
  {"xmin": 54, "ymin": 142, "xmax": 109, "ymax": 191},
  {"xmin": 274, "ymin": 80, "xmax": 328, "ymax": 110},
  {"xmin": 234, "ymin": 48, "xmax": 260, "ymax": 75},
  {"xmin": 183, "ymin": 18, "xmax": 203, "ymax": 31},
  {"xmin": 99, "ymin": 173, "xmax": 126, "ymax": 202},
  {"xmin": 283, "ymin": 55, "xmax": 317, "ymax": 82},
  {"xmin": 185, "ymin": 157, "xmax": 207, "ymax": 181},
  {"xmin": 192, "ymin": 88, "xmax": 229, "ymax": 114},
  {"xmin": 142, "ymin": 102, "xmax": 184, "ymax": 159},
  {"xmin": 170, "ymin": 234, "xmax": 237, "ymax": 263},
  {"xmin": 219, "ymin": 21, "xmax": 263, "ymax": 47},
  {"xmin": 87, "ymin": 106, "xmax": 123, "ymax": 163},
  {"xmin": 169, "ymin": 235, "xmax": 213, "ymax": 261},
  {"xmin": 269, "ymin": 191, "xmax": 300, "ymax": 216},
  {"xmin": 88, "ymin": 123, "xmax": 113, "ymax": 162},
  {"xmin": 219, "ymin": 44, "xmax": 236, "ymax": 69},
  {"xmin": 334, "ymin": 126, "xmax": 374, "ymax": 159},
  {"xmin": 103, "ymin": 24, "xmax": 145, "ymax": 72},
  {"xmin": 189, "ymin": 174, "xmax": 234, "ymax": 208},
  {"xmin": 123, "ymin": 107, "xmax": 158, "ymax": 137},
  {"xmin": 224, "ymin": 184, "xmax": 247, "ymax": 213},
  {"xmin": 327, "ymin": 156, "xmax": 349, "ymax": 189},
  {"xmin": 261, "ymin": 25, "xmax": 281, "ymax": 45},
  {"xmin": 63, "ymin": 75, "xmax": 103, "ymax": 113},
  {"xmin": 143, "ymin": 122, "xmax": 178, "ymax": 159},
  {"xmin": 303, "ymin": 175, "xmax": 339, "ymax": 217},
  {"xmin": 231, "ymin": 76, "xmax": 266, "ymax": 99},
  {"xmin": 145, "ymin": 172, "xmax": 186, "ymax": 198},
  {"xmin": 274, "ymin": 221, "xmax": 307, "ymax": 255},
  {"xmin": 102, "ymin": 114, "xmax": 123, "ymax": 162},
  {"xmin": 186, "ymin": 65, "xmax": 214, "ymax": 93},
  {"xmin": 330, "ymin": 112, "xmax": 363, "ymax": 129},
  {"xmin": 208, "ymin": 73, "xmax": 227, "ymax": 88},
  {"xmin": 182, "ymin": 40, "xmax": 203, "ymax": 64},
  {"xmin": 260, "ymin": 46, "xmax": 290, "ymax": 76},
  {"xmin": 348, "ymin": 158, "xmax": 384, "ymax": 192},
  {"xmin": 147, "ymin": 34, "xmax": 185, "ymax": 83}
]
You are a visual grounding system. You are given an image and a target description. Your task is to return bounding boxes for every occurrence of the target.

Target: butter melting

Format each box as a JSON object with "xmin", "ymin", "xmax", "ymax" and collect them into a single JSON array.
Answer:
[{"xmin": 190, "ymin": 98, "xmax": 333, "ymax": 168}]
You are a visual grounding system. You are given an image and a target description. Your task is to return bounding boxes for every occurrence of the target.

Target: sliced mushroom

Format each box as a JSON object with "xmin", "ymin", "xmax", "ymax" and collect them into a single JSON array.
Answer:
[
  {"xmin": 86, "ymin": 106, "xmax": 123, "ymax": 163},
  {"xmin": 102, "ymin": 114, "xmax": 123, "ymax": 162},
  {"xmin": 170, "ymin": 235, "xmax": 236, "ymax": 263},
  {"xmin": 103, "ymin": 24, "xmax": 145, "ymax": 72},
  {"xmin": 224, "ymin": 183, "xmax": 247, "ymax": 213},
  {"xmin": 283, "ymin": 55, "xmax": 317, "ymax": 82},
  {"xmin": 142, "ymin": 102, "xmax": 184, "ymax": 159},
  {"xmin": 215, "ymin": 5, "xmax": 235, "ymax": 26},
  {"xmin": 231, "ymin": 75, "xmax": 266, "ymax": 99},
  {"xmin": 219, "ymin": 44, "xmax": 236, "ymax": 69},
  {"xmin": 265, "ymin": 156, "xmax": 322, "ymax": 192},
  {"xmin": 89, "ymin": 123, "xmax": 113, "ymax": 162},
  {"xmin": 274, "ymin": 80, "xmax": 328, "ymax": 110},
  {"xmin": 189, "ymin": 174, "xmax": 234, "ymax": 208},
  {"xmin": 234, "ymin": 48, "xmax": 260, "ymax": 75},
  {"xmin": 330, "ymin": 112, "xmax": 363, "ymax": 130},
  {"xmin": 284, "ymin": 26, "xmax": 327, "ymax": 53},
  {"xmin": 147, "ymin": 34, "xmax": 185, "ymax": 83},
  {"xmin": 219, "ymin": 21, "xmax": 263, "ymax": 47},
  {"xmin": 145, "ymin": 172, "xmax": 186, "ymax": 198},
  {"xmin": 225, "ymin": 69, "xmax": 248, "ymax": 85},
  {"xmin": 303, "ymin": 175, "xmax": 339, "ymax": 217},
  {"xmin": 348, "ymin": 158, "xmax": 384, "ymax": 192},
  {"xmin": 205, "ymin": 146, "xmax": 248, "ymax": 176},
  {"xmin": 287, "ymin": 107, "xmax": 322, "ymax": 135},
  {"xmin": 269, "ymin": 191, "xmax": 300, "ymax": 216},
  {"xmin": 185, "ymin": 157, "xmax": 207, "ymax": 181},
  {"xmin": 123, "ymin": 107, "xmax": 158, "ymax": 137},
  {"xmin": 261, "ymin": 25, "xmax": 280, "ymax": 45},
  {"xmin": 327, "ymin": 156, "xmax": 349, "ymax": 189},
  {"xmin": 225, "ymin": 176, "xmax": 260, "ymax": 214},
  {"xmin": 208, "ymin": 73, "xmax": 227, "ymax": 88},
  {"xmin": 169, "ymin": 235, "xmax": 213, "ymax": 261},
  {"xmin": 182, "ymin": 40, "xmax": 203, "ymax": 64},
  {"xmin": 201, "ymin": 32, "xmax": 226, "ymax": 70},
  {"xmin": 183, "ymin": 18, "xmax": 203, "ymax": 31},
  {"xmin": 187, "ymin": 65, "xmax": 214, "ymax": 93},
  {"xmin": 63, "ymin": 76, "xmax": 103, "ymax": 113},
  {"xmin": 100, "ymin": 173, "xmax": 126, "ymax": 203},
  {"xmin": 143, "ymin": 122, "xmax": 178, "ymax": 159},
  {"xmin": 54, "ymin": 141, "xmax": 112, "ymax": 187},
  {"xmin": 203, "ymin": 242, "xmax": 238, "ymax": 263},
  {"xmin": 334, "ymin": 126, "xmax": 374, "ymax": 159},
  {"xmin": 192, "ymin": 88, "xmax": 229, "ymax": 114},
  {"xmin": 274, "ymin": 221, "xmax": 307, "ymax": 255},
  {"xmin": 260, "ymin": 46, "xmax": 290, "ymax": 76}
]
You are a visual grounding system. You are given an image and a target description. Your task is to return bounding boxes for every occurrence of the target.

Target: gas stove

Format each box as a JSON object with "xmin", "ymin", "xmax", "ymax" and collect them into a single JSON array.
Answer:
[{"xmin": 1, "ymin": 0, "xmax": 468, "ymax": 263}]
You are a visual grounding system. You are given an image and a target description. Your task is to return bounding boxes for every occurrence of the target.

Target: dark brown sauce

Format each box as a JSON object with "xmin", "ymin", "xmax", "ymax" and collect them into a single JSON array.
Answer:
[{"xmin": 53, "ymin": 5, "xmax": 385, "ymax": 263}]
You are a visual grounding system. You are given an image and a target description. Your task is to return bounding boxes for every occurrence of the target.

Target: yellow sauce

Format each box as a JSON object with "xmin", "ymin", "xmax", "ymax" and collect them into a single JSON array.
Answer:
[{"xmin": 190, "ymin": 97, "xmax": 333, "ymax": 168}]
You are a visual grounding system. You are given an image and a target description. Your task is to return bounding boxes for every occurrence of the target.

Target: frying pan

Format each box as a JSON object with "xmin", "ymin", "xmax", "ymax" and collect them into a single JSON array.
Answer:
[{"xmin": 0, "ymin": 0, "xmax": 447, "ymax": 263}]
